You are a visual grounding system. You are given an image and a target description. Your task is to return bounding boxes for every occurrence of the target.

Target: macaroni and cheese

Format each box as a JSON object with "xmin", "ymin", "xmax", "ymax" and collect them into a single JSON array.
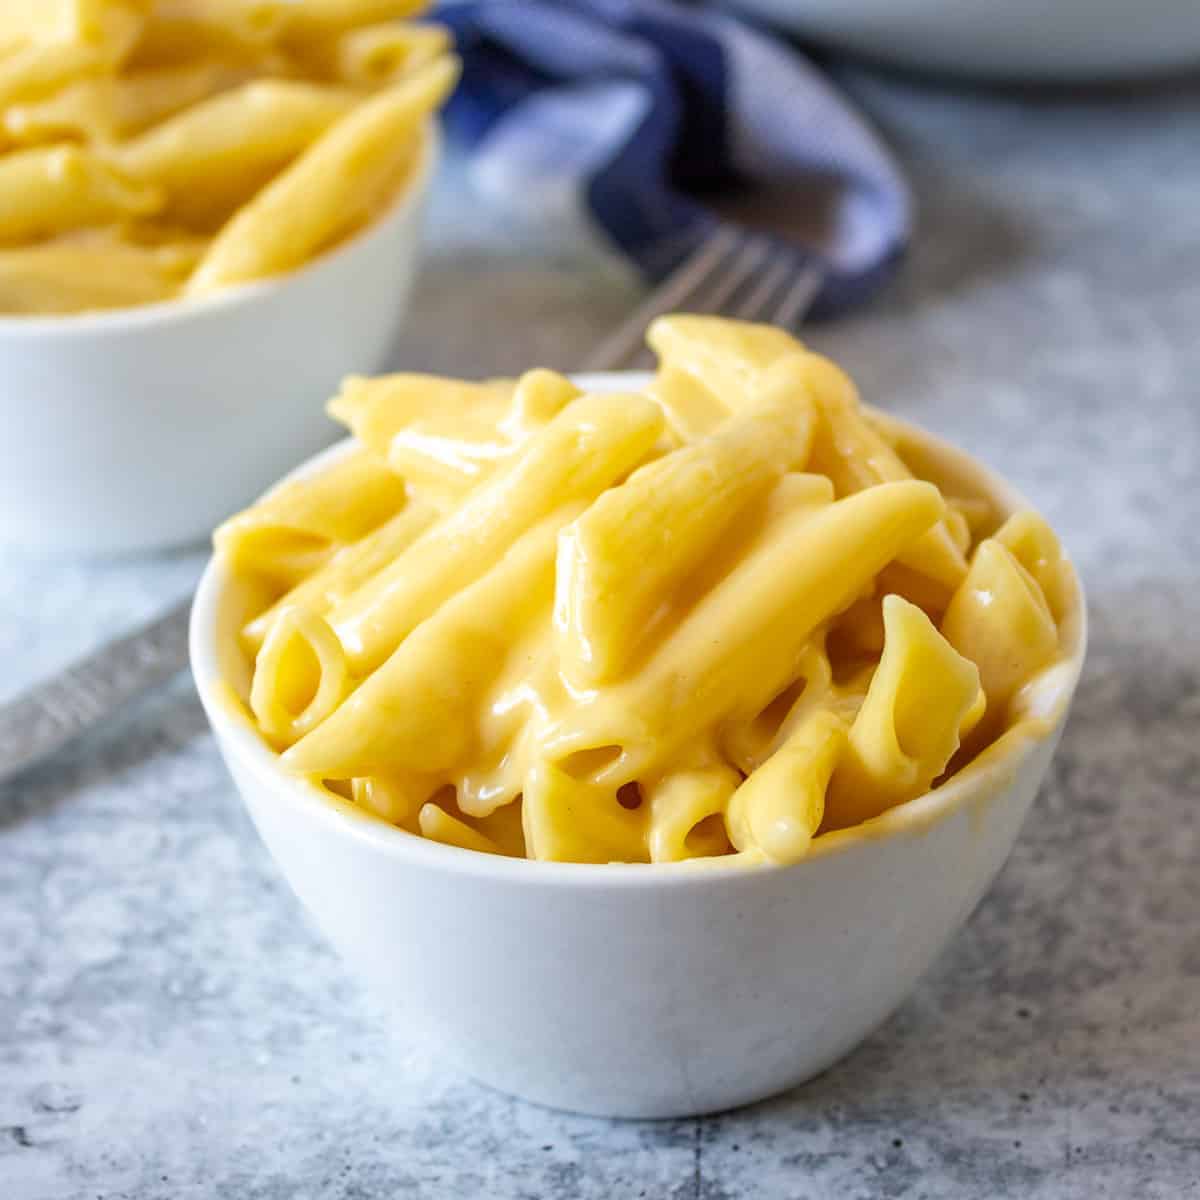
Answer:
[
  {"xmin": 0, "ymin": 0, "xmax": 456, "ymax": 314},
  {"xmin": 215, "ymin": 316, "xmax": 1078, "ymax": 867}
]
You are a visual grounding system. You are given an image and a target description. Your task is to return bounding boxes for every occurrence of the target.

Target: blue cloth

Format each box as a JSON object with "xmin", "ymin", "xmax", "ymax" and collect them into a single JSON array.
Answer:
[{"xmin": 435, "ymin": 0, "xmax": 910, "ymax": 316}]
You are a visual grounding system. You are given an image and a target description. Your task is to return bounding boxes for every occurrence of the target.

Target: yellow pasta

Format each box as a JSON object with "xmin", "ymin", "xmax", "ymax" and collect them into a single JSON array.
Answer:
[
  {"xmin": 215, "ymin": 316, "xmax": 1078, "ymax": 866},
  {"xmin": 4, "ymin": 62, "xmax": 253, "ymax": 145},
  {"xmin": 250, "ymin": 605, "xmax": 349, "ymax": 747},
  {"xmin": 555, "ymin": 359, "xmax": 816, "ymax": 688},
  {"xmin": 328, "ymin": 369, "xmax": 579, "ymax": 498},
  {"xmin": 647, "ymin": 313, "xmax": 802, "ymax": 414},
  {"xmin": 290, "ymin": 22, "xmax": 451, "ymax": 89},
  {"xmin": 941, "ymin": 538, "xmax": 1061, "ymax": 744},
  {"xmin": 327, "ymin": 391, "xmax": 664, "ymax": 676},
  {"xmin": 548, "ymin": 477, "xmax": 944, "ymax": 783},
  {"xmin": 0, "ymin": 1, "xmax": 454, "ymax": 315},
  {"xmin": 129, "ymin": 0, "xmax": 285, "ymax": 67},
  {"xmin": 726, "ymin": 709, "xmax": 847, "ymax": 864},
  {"xmin": 992, "ymin": 510, "xmax": 1073, "ymax": 624},
  {"xmin": 0, "ymin": 41, "xmax": 110, "ymax": 111},
  {"xmin": 112, "ymin": 79, "xmax": 358, "ymax": 227},
  {"xmin": 804, "ymin": 352, "xmax": 968, "ymax": 600},
  {"xmin": 825, "ymin": 596, "xmax": 984, "ymax": 830},
  {"xmin": 0, "ymin": 228, "xmax": 200, "ymax": 314},
  {"xmin": 214, "ymin": 447, "xmax": 409, "ymax": 588},
  {"xmin": 0, "ymin": 144, "xmax": 161, "ymax": 243},
  {"xmin": 418, "ymin": 803, "xmax": 508, "ymax": 858},
  {"xmin": 241, "ymin": 496, "xmax": 440, "ymax": 654},
  {"xmin": 646, "ymin": 764, "xmax": 739, "ymax": 864},
  {"xmin": 351, "ymin": 773, "xmax": 424, "ymax": 828},
  {"xmin": 0, "ymin": 1, "xmax": 149, "ymax": 57},
  {"xmin": 280, "ymin": 0, "xmax": 430, "ymax": 43},
  {"xmin": 186, "ymin": 55, "xmax": 459, "ymax": 291},
  {"xmin": 284, "ymin": 508, "xmax": 572, "ymax": 779},
  {"xmin": 522, "ymin": 763, "xmax": 647, "ymax": 865}
]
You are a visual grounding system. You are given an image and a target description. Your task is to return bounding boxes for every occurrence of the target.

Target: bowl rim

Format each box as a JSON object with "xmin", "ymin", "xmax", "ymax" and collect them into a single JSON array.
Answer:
[
  {"xmin": 0, "ymin": 122, "xmax": 439, "ymax": 338},
  {"xmin": 190, "ymin": 374, "xmax": 1088, "ymax": 888}
]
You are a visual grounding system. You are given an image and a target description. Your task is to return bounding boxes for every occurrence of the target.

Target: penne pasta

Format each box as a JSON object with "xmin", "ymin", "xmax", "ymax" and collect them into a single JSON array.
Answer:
[
  {"xmin": 992, "ymin": 509, "xmax": 1074, "ymax": 624},
  {"xmin": 241, "ymin": 495, "xmax": 440, "ymax": 654},
  {"xmin": 351, "ymin": 772, "xmax": 427, "ymax": 827},
  {"xmin": 0, "ymin": 228, "xmax": 199, "ymax": 314},
  {"xmin": 418, "ymin": 802, "xmax": 508, "ymax": 857},
  {"xmin": 280, "ymin": 0, "xmax": 431, "ymax": 43},
  {"xmin": 327, "ymin": 391, "xmax": 664, "ymax": 675},
  {"xmin": 112, "ymin": 79, "xmax": 358, "ymax": 228},
  {"xmin": 0, "ymin": 145, "xmax": 161, "ymax": 243},
  {"xmin": 0, "ymin": 0, "xmax": 452, "ymax": 313},
  {"xmin": 646, "ymin": 313, "xmax": 803, "ymax": 413},
  {"xmin": 645, "ymin": 365, "xmax": 732, "ymax": 441},
  {"xmin": 0, "ymin": 1, "xmax": 149, "ymax": 58},
  {"xmin": 726, "ymin": 708, "xmax": 847, "ymax": 864},
  {"xmin": 214, "ymin": 447, "xmax": 409, "ymax": 589},
  {"xmin": 719, "ymin": 639, "xmax": 838, "ymax": 775},
  {"xmin": 0, "ymin": 41, "xmax": 110, "ymax": 110},
  {"xmin": 216, "ymin": 316, "xmax": 1079, "ymax": 864},
  {"xmin": 4, "ymin": 62, "xmax": 253, "ymax": 145},
  {"xmin": 186, "ymin": 55, "xmax": 458, "ymax": 290},
  {"xmin": 129, "ymin": 0, "xmax": 285, "ymax": 68},
  {"xmin": 250, "ymin": 605, "xmax": 349, "ymax": 747},
  {"xmin": 555, "ymin": 359, "xmax": 816, "ymax": 688},
  {"xmin": 328, "ymin": 368, "xmax": 579, "ymax": 497},
  {"xmin": 645, "ymin": 764, "xmax": 739, "ymax": 863},
  {"xmin": 285, "ymin": 508, "xmax": 571, "ymax": 779},
  {"xmin": 547, "ymin": 477, "xmax": 945, "ymax": 783},
  {"xmin": 941, "ymin": 538, "xmax": 1061, "ymax": 744},
  {"xmin": 825, "ymin": 596, "xmax": 984, "ymax": 830},
  {"xmin": 804, "ymin": 351, "xmax": 968, "ymax": 600},
  {"xmin": 290, "ymin": 21, "xmax": 451, "ymax": 89},
  {"xmin": 522, "ymin": 762, "xmax": 648, "ymax": 864}
]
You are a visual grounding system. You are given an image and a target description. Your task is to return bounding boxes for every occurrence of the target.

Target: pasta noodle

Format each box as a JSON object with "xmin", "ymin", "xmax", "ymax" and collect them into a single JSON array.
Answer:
[
  {"xmin": 3, "ymin": 63, "xmax": 251, "ymax": 144},
  {"xmin": 112, "ymin": 79, "xmax": 359, "ymax": 228},
  {"xmin": 0, "ymin": 144, "xmax": 161, "ymax": 243},
  {"xmin": 824, "ymin": 596, "xmax": 984, "ymax": 829},
  {"xmin": 0, "ymin": 1, "xmax": 149, "ymax": 59},
  {"xmin": 186, "ymin": 56, "xmax": 458, "ymax": 290},
  {"xmin": 280, "ymin": 1, "xmax": 430, "ymax": 44},
  {"xmin": 288, "ymin": 22, "xmax": 450, "ymax": 89},
  {"xmin": 215, "ymin": 316, "xmax": 1079, "ymax": 867},
  {"xmin": 0, "ymin": 0, "xmax": 456, "ymax": 314},
  {"xmin": 0, "ymin": 227, "xmax": 201, "ymax": 313}
]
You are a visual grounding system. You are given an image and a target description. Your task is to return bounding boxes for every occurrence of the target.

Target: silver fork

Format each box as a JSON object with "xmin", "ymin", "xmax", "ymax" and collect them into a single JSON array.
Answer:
[{"xmin": 0, "ymin": 227, "xmax": 822, "ymax": 785}]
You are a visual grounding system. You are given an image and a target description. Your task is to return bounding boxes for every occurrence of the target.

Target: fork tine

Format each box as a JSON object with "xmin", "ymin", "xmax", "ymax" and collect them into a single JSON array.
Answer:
[
  {"xmin": 768, "ymin": 264, "xmax": 823, "ymax": 332},
  {"xmin": 685, "ymin": 233, "xmax": 772, "ymax": 316},
  {"xmin": 580, "ymin": 227, "xmax": 824, "ymax": 374},
  {"xmin": 578, "ymin": 226, "xmax": 740, "ymax": 373},
  {"xmin": 728, "ymin": 251, "xmax": 794, "ymax": 324}
]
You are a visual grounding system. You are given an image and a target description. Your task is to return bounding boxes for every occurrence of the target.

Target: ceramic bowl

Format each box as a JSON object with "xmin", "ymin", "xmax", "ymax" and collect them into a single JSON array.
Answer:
[
  {"xmin": 0, "ymin": 127, "xmax": 438, "ymax": 556},
  {"xmin": 190, "ymin": 374, "xmax": 1087, "ymax": 1118}
]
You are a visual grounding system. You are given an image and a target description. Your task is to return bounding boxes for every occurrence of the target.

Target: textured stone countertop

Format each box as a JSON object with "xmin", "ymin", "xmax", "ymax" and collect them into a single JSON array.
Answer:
[{"xmin": 3, "ymin": 71, "xmax": 1199, "ymax": 1200}]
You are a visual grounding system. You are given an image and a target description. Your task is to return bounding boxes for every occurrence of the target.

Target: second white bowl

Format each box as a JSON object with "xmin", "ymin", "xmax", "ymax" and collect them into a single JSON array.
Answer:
[{"xmin": 0, "ymin": 127, "xmax": 438, "ymax": 556}]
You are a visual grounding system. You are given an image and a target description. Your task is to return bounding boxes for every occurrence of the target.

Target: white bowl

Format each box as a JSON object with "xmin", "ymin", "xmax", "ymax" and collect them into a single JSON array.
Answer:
[
  {"xmin": 725, "ymin": 0, "xmax": 1200, "ymax": 81},
  {"xmin": 0, "ymin": 127, "xmax": 438, "ymax": 556},
  {"xmin": 190, "ymin": 375, "xmax": 1087, "ymax": 1118}
]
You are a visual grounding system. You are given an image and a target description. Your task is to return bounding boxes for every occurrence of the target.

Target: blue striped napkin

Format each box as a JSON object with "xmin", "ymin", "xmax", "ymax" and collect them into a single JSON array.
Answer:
[{"xmin": 435, "ymin": 0, "xmax": 910, "ymax": 316}]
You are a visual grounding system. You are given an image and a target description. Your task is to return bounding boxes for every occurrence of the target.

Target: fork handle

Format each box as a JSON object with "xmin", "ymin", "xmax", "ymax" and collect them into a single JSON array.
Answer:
[{"xmin": 0, "ymin": 597, "xmax": 192, "ymax": 786}]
